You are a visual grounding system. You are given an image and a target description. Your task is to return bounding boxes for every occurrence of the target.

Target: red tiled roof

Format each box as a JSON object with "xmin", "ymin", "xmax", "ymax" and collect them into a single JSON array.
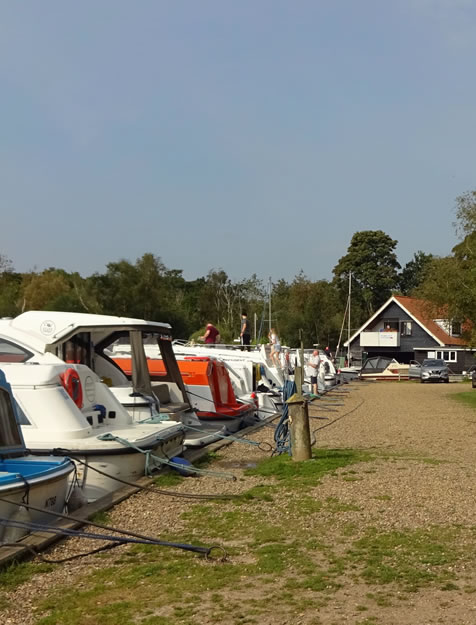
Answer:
[{"xmin": 393, "ymin": 295, "xmax": 468, "ymax": 346}]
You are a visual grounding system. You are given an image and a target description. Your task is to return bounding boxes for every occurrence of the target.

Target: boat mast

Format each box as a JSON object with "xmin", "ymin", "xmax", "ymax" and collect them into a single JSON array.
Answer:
[
  {"xmin": 347, "ymin": 272, "xmax": 352, "ymax": 364},
  {"xmin": 268, "ymin": 277, "xmax": 272, "ymax": 332}
]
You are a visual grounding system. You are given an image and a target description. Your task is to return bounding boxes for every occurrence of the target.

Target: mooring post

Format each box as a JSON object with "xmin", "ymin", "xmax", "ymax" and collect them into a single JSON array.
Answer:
[{"xmin": 286, "ymin": 393, "xmax": 312, "ymax": 461}]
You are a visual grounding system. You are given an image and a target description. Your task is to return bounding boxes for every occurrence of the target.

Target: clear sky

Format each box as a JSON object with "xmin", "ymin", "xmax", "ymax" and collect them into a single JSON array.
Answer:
[{"xmin": 1, "ymin": 0, "xmax": 475, "ymax": 282}]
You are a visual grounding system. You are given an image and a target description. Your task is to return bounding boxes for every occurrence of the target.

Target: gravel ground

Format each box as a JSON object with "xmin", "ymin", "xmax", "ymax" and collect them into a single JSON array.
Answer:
[{"xmin": 2, "ymin": 381, "xmax": 476, "ymax": 624}]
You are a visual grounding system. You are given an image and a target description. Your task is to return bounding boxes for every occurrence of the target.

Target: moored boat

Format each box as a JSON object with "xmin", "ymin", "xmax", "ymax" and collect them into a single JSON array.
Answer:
[
  {"xmin": 0, "ymin": 368, "xmax": 75, "ymax": 541},
  {"xmin": 111, "ymin": 353, "xmax": 258, "ymax": 433},
  {"xmin": 2, "ymin": 362, "xmax": 185, "ymax": 502},
  {"xmin": 0, "ymin": 312, "xmax": 228, "ymax": 448}
]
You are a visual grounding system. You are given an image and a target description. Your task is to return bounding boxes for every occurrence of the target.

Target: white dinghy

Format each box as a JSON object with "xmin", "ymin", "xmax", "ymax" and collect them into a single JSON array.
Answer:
[
  {"xmin": 1, "ymin": 362, "xmax": 185, "ymax": 502},
  {"xmin": 0, "ymin": 368, "xmax": 75, "ymax": 542}
]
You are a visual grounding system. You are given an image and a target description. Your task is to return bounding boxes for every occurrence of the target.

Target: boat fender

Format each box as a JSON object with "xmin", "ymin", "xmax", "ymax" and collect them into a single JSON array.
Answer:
[
  {"xmin": 3, "ymin": 505, "xmax": 32, "ymax": 543},
  {"xmin": 67, "ymin": 485, "xmax": 89, "ymax": 512},
  {"xmin": 169, "ymin": 457, "xmax": 197, "ymax": 477},
  {"xmin": 60, "ymin": 368, "xmax": 83, "ymax": 409}
]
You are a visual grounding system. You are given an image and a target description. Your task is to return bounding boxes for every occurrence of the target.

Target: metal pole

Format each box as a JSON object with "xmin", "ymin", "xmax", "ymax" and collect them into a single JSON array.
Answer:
[
  {"xmin": 299, "ymin": 328, "xmax": 304, "ymax": 395},
  {"xmin": 347, "ymin": 272, "xmax": 351, "ymax": 364},
  {"xmin": 254, "ymin": 312, "xmax": 257, "ymax": 342},
  {"xmin": 268, "ymin": 277, "xmax": 272, "ymax": 332}
]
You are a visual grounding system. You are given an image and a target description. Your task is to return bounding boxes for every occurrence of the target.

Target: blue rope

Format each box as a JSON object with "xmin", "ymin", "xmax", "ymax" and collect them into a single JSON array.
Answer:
[
  {"xmin": 96, "ymin": 433, "xmax": 236, "ymax": 480},
  {"xmin": 273, "ymin": 380, "xmax": 296, "ymax": 456}
]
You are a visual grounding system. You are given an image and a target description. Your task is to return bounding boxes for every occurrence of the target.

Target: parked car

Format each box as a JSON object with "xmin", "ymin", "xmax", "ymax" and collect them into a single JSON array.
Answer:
[
  {"xmin": 408, "ymin": 360, "xmax": 422, "ymax": 379},
  {"xmin": 472, "ymin": 369, "xmax": 476, "ymax": 389},
  {"xmin": 420, "ymin": 358, "xmax": 449, "ymax": 383}
]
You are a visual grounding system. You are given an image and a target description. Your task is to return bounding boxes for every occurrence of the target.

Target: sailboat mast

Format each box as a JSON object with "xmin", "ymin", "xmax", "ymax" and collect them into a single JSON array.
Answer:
[
  {"xmin": 268, "ymin": 277, "xmax": 272, "ymax": 332},
  {"xmin": 347, "ymin": 272, "xmax": 352, "ymax": 364}
]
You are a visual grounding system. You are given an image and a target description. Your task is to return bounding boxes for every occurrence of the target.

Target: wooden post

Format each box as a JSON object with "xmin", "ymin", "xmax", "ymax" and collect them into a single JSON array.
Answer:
[
  {"xmin": 287, "ymin": 393, "xmax": 312, "ymax": 461},
  {"xmin": 299, "ymin": 329, "xmax": 305, "ymax": 395}
]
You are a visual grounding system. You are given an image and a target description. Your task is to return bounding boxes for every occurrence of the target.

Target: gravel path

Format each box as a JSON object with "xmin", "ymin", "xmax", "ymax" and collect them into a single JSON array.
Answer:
[{"xmin": 1, "ymin": 381, "xmax": 476, "ymax": 625}]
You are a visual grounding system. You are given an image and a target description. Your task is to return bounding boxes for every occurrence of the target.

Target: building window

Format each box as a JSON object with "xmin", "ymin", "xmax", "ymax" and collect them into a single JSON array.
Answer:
[
  {"xmin": 435, "ymin": 350, "xmax": 457, "ymax": 362},
  {"xmin": 382, "ymin": 319, "xmax": 399, "ymax": 331},
  {"xmin": 451, "ymin": 321, "xmax": 461, "ymax": 336},
  {"xmin": 400, "ymin": 321, "xmax": 412, "ymax": 336}
]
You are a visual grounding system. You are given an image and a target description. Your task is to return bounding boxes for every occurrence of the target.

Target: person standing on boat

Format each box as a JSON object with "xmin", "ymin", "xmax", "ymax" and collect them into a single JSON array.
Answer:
[
  {"xmin": 200, "ymin": 323, "xmax": 220, "ymax": 346},
  {"xmin": 268, "ymin": 328, "xmax": 281, "ymax": 366},
  {"xmin": 240, "ymin": 311, "xmax": 251, "ymax": 351}
]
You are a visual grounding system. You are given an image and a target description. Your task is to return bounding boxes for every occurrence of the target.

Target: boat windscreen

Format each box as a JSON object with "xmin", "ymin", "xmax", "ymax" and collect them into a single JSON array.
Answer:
[{"xmin": 0, "ymin": 388, "xmax": 24, "ymax": 454}]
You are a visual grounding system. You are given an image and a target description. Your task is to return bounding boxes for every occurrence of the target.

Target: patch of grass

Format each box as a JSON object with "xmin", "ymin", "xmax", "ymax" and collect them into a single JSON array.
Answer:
[
  {"xmin": 195, "ymin": 451, "xmax": 221, "ymax": 468},
  {"xmin": 245, "ymin": 448, "xmax": 373, "ymax": 487},
  {"xmin": 0, "ymin": 562, "xmax": 54, "ymax": 589},
  {"xmin": 89, "ymin": 510, "xmax": 112, "ymax": 525},
  {"xmin": 180, "ymin": 504, "xmax": 255, "ymax": 539},
  {"xmin": 152, "ymin": 472, "xmax": 185, "ymax": 487},
  {"xmin": 450, "ymin": 391, "xmax": 476, "ymax": 410},
  {"xmin": 232, "ymin": 484, "xmax": 275, "ymax": 504},
  {"xmin": 325, "ymin": 496, "xmax": 361, "ymax": 513},
  {"xmin": 365, "ymin": 591, "xmax": 394, "ymax": 607},
  {"xmin": 349, "ymin": 526, "xmax": 463, "ymax": 591}
]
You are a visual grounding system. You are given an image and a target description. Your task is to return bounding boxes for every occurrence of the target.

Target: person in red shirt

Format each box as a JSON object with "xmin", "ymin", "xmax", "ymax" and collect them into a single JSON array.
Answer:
[{"xmin": 201, "ymin": 323, "xmax": 220, "ymax": 345}]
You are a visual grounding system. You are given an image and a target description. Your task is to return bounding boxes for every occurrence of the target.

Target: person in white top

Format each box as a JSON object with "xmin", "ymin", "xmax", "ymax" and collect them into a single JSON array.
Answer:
[
  {"xmin": 268, "ymin": 328, "xmax": 281, "ymax": 367},
  {"xmin": 305, "ymin": 349, "xmax": 321, "ymax": 396}
]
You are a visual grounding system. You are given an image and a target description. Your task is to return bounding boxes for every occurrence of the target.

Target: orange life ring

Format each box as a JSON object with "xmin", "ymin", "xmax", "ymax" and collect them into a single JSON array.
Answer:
[{"xmin": 60, "ymin": 368, "xmax": 83, "ymax": 409}]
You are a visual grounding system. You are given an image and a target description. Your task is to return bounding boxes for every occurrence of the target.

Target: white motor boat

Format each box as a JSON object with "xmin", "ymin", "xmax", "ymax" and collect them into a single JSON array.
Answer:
[
  {"xmin": 1, "ymin": 362, "xmax": 185, "ymax": 502},
  {"xmin": 0, "ymin": 312, "xmax": 227, "ymax": 448},
  {"xmin": 0, "ymin": 368, "xmax": 75, "ymax": 541},
  {"xmin": 170, "ymin": 342, "xmax": 283, "ymax": 418},
  {"xmin": 108, "ymin": 343, "xmax": 260, "ymax": 431}
]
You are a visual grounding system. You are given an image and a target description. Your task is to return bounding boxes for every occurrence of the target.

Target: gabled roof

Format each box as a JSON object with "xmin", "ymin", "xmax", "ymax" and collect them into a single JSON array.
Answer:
[
  {"xmin": 344, "ymin": 295, "xmax": 468, "ymax": 347},
  {"xmin": 393, "ymin": 296, "xmax": 467, "ymax": 346}
]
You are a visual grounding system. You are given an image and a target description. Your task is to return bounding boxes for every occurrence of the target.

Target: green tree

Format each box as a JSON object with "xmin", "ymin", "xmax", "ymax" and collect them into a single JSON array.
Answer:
[
  {"xmin": 454, "ymin": 190, "xmax": 476, "ymax": 236},
  {"xmin": 272, "ymin": 273, "xmax": 341, "ymax": 348},
  {"xmin": 399, "ymin": 251, "xmax": 434, "ymax": 295},
  {"xmin": 333, "ymin": 230, "xmax": 401, "ymax": 317},
  {"xmin": 417, "ymin": 191, "xmax": 476, "ymax": 344},
  {"xmin": 20, "ymin": 269, "xmax": 88, "ymax": 312}
]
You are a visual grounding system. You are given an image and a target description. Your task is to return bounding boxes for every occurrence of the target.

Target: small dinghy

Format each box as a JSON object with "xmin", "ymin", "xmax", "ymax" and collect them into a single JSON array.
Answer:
[
  {"xmin": 0, "ymin": 368, "xmax": 74, "ymax": 542},
  {"xmin": 2, "ymin": 362, "xmax": 185, "ymax": 502}
]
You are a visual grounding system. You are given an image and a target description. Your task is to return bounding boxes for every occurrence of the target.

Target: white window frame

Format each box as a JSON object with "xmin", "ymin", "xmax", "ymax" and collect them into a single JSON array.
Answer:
[{"xmin": 435, "ymin": 350, "xmax": 457, "ymax": 363}]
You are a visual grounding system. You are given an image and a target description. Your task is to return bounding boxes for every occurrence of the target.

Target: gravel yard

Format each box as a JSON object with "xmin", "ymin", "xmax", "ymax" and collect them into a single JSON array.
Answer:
[{"xmin": 1, "ymin": 381, "xmax": 476, "ymax": 625}]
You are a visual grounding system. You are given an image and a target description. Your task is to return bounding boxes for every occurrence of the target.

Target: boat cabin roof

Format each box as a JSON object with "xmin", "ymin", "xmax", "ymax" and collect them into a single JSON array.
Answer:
[{"xmin": 0, "ymin": 311, "xmax": 172, "ymax": 354}]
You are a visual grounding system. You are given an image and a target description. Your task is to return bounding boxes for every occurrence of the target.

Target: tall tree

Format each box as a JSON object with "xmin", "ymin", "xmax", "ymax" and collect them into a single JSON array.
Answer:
[
  {"xmin": 399, "ymin": 251, "xmax": 434, "ymax": 295},
  {"xmin": 417, "ymin": 190, "xmax": 476, "ymax": 344},
  {"xmin": 333, "ymin": 230, "xmax": 400, "ymax": 317}
]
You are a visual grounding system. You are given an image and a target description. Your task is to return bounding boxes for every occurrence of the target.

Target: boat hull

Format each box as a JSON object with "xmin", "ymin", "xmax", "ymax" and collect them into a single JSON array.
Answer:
[
  {"xmin": 0, "ymin": 456, "xmax": 74, "ymax": 541},
  {"xmin": 28, "ymin": 427, "xmax": 185, "ymax": 502}
]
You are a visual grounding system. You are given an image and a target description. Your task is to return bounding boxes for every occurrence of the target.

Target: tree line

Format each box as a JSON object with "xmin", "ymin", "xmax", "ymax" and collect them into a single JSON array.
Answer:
[{"xmin": 1, "ymin": 190, "xmax": 475, "ymax": 349}]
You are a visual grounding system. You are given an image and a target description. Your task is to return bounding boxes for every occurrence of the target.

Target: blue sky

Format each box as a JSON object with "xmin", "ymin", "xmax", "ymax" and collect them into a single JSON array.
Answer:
[{"xmin": 1, "ymin": 0, "xmax": 475, "ymax": 282}]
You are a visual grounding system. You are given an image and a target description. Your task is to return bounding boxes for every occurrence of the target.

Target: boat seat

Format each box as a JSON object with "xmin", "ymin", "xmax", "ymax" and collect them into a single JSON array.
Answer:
[
  {"xmin": 152, "ymin": 383, "xmax": 172, "ymax": 404},
  {"xmin": 152, "ymin": 384, "xmax": 189, "ymax": 414}
]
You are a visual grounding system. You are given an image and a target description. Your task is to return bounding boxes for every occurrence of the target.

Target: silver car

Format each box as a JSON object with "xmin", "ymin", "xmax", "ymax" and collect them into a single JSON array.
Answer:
[{"xmin": 420, "ymin": 358, "xmax": 449, "ymax": 383}]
